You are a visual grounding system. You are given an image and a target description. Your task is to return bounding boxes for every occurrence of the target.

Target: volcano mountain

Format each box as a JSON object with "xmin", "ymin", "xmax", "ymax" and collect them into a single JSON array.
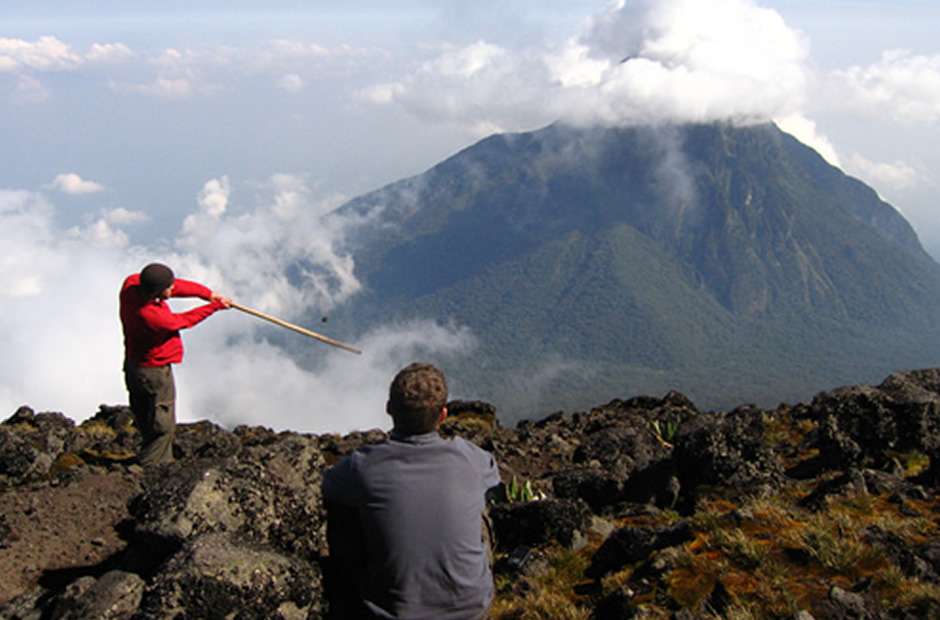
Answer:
[{"xmin": 333, "ymin": 122, "xmax": 940, "ymax": 420}]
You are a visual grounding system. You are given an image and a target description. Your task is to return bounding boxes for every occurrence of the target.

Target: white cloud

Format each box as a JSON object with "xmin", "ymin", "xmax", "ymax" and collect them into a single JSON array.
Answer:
[
  {"xmin": 277, "ymin": 73, "xmax": 305, "ymax": 93},
  {"xmin": 775, "ymin": 114, "xmax": 841, "ymax": 167},
  {"xmin": 67, "ymin": 219, "xmax": 129, "ymax": 248},
  {"xmin": 85, "ymin": 42, "xmax": 135, "ymax": 64},
  {"xmin": 845, "ymin": 154, "xmax": 921, "ymax": 192},
  {"xmin": 186, "ymin": 321, "xmax": 475, "ymax": 433},
  {"xmin": 197, "ymin": 176, "xmax": 230, "ymax": 218},
  {"xmin": 0, "ymin": 191, "xmax": 56, "ymax": 299},
  {"xmin": 48, "ymin": 173, "xmax": 106, "ymax": 194},
  {"xmin": 0, "ymin": 179, "xmax": 474, "ymax": 432},
  {"xmin": 180, "ymin": 174, "xmax": 361, "ymax": 317},
  {"xmin": 366, "ymin": 0, "xmax": 809, "ymax": 131},
  {"xmin": 837, "ymin": 50, "xmax": 940, "ymax": 123},
  {"xmin": 0, "ymin": 36, "xmax": 83, "ymax": 72}
]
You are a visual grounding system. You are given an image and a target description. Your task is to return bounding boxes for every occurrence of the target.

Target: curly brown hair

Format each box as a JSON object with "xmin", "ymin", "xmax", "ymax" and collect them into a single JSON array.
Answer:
[{"xmin": 387, "ymin": 363, "xmax": 448, "ymax": 435}]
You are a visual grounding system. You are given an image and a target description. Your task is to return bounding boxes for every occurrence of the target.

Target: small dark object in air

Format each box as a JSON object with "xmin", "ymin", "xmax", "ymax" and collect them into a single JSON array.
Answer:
[{"xmin": 321, "ymin": 316, "xmax": 328, "ymax": 323}]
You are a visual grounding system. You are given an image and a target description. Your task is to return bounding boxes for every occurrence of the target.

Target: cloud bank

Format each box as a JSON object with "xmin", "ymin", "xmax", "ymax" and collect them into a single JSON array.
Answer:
[
  {"xmin": 837, "ymin": 50, "xmax": 940, "ymax": 124},
  {"xmin": 0, "ymin": 177, "xmax": 475, "ymax": 433},
  {"xmin": 363, "ymin": 0, "xmax": 809, "ymax": 132}
]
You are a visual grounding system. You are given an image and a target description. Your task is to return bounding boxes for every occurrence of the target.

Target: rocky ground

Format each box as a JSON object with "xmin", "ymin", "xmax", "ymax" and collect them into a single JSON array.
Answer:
[{"xmin": 2, "ymin": 370, "xmax": 940, "ymax": 619}]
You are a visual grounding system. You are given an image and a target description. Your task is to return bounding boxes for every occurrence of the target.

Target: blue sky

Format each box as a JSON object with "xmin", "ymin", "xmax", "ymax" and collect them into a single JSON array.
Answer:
[{"xmin": 2, "ymin": 0, "xmax": 939, "ymax": 429}]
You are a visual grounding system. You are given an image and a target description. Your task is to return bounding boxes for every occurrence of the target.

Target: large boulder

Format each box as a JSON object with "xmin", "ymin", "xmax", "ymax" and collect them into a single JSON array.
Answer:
[
  {"xmin": 586, "ymin": 521, "xmax": 693, "ymax": 579},
  {"xmin": 811, "ymin": 370, "xmax": 940, "ymax": 471},
  {"xmin": 490, "ymin": 499, "xmax": 591, "ymax": 551},
  {"xmin": 546, "ymin": 394, "xmax": 692, "ymax": 511},
  {"xmin": 173, "ymin": 420, "xmax": 242, "ymax": 460},
  {"xmin": 0, "ymin": 407, "xmax": 77, "ymax": 487},
  {"xmin": 673, "ymin": 407, "xmax": 783, "ymax": 504},
  {"xmin": 47, "ymin": 570, "xmax": 145, "ymax": 620},
  {"xmin": 130, "ymin": 433, "xmax": 327, "ymax": 560},
  {"xmin": 137, "ymin": 533, "xmax": 322, "ymax": 620}
]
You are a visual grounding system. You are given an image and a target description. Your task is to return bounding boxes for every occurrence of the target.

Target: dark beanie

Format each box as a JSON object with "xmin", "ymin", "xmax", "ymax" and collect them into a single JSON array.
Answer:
[{"xmin": 140, "ymin": 263, "xmax": 175, "ymax": 293}]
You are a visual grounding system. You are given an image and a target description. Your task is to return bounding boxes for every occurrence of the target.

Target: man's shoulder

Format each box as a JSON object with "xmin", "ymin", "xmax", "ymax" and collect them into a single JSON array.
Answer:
[
  {"xmin": 446, "ymin": 435, "xmax": 493, "ymax": 458},
  {"xmin": 121, "ymin": 274, "xmax": 139, "ymax": 289}
]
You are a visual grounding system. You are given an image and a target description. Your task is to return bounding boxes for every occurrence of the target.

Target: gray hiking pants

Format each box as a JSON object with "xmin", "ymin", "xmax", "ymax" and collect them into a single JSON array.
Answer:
[{"xmin": 124, "ymin": 364, "xmax": 176, "ymax": 466}]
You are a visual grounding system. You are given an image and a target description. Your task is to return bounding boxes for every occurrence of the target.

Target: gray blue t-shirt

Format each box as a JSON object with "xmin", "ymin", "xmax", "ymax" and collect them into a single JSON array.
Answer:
[{"xmin": 323, "ymin": 431, "xmax": 501, "ymax": 620}]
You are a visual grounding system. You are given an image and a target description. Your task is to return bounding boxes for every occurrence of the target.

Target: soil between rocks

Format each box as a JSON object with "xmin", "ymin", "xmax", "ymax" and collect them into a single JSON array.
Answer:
[{"xmin": 0, "ymin": 470, "xmax": 141, "ymax": 604}]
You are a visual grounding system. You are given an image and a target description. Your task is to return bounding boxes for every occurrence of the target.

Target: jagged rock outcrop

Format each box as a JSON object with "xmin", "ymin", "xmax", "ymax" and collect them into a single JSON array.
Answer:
[
  {"xmin": 0, "ymin": 407, "xmax": 76, "ymax": 488},
  {"xmin": 674, "ymin": 405, "xmax": 784, "ymax": 504},
  {"xmin": 811, "ymin": 369, "xmax": 940, "ymax": 471},
  {"xmin": 490, "ymin": 498, "xmax": 591, "ymax": 551},
  {"xmin": 131, "ymin": 433, "xmax": 326, "ymax": 559},
  {"xmin": 586, "ymin": 521, "xmax": 693, "ymax": 579},
  {"xmin": 2, "ymin": 368, "xmax": 940, "ymax": 619}
]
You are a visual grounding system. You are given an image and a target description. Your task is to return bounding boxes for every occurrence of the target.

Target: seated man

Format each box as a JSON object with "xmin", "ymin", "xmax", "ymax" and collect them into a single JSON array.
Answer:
[{"xmin": 323, "ymin": 363, "xmax": 500, "ymax": 620}]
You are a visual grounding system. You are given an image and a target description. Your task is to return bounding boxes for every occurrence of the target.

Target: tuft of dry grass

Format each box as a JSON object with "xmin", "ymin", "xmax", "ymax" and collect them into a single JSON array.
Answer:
[
  {"xmin": 489, "ymin": 589, "xmax": 591, "ymax": 620},
  {"xmin": 490, "ymin": 546, "xmax": 594, "ymax": 620}
]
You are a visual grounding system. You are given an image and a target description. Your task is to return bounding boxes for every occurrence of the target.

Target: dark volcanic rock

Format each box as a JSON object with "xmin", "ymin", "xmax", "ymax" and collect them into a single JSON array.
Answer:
[
  {"xmin": 551, "ymin": 468, "xmax": 622, "ymax": 513},
  {"xmin": 174, "ymin": 420, "xmax": 241, "ymax": 460},
  {"xmin": 447, "ymin": 400, "xmax": 498, "ymax": 425},
  {"xmin": 490, "ymin": 499, "xmax": 591, "ymax": 551},
  {"xmin": 138, "ymin": 533, "xmax": 322, "ymax": 620},
  {"xmin": 0, "ymin": 428, "xmax": 42, "ymax": 488},
  {"xmin": 800, "ymin": 469, "xmax": 928, "ymax": 511},
  {"xmin": 864, "ymin": 526, "xmax": 940, "ymax": 583},
  {"xmin": 0, "ymin": 585, "xmax": 46, "ymax": 620},
  {"xmin": 317, "ymin": 428, "xmax": 387, "ymax": 466},
  {"xmin": 674, "ymin": 408, "xmax": 783, "ymax": 503},
  {"xmin": 572, "ymin": 423, "xmax": 660, "ymax": 481},
  {"xmin": 811, "ymin": 369, "xmax": 940, "ymax": 472},
  {"xmin": 0, "ymin": 408, "xmax": 76, "ymax": 487},
  {"xmin": 48, "ymin": 570, "xmax": 144, "ymax": 620},
  {"xmin": 130, "ymin": 433, "xmax": 327, "ymax": 560},
  {"xmin": 586, "ymin": 521, "xmax": 693, "ymax": 579}
]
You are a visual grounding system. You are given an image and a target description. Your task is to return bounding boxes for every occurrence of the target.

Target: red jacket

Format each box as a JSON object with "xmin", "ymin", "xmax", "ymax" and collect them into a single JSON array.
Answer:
[{"xmin": 120, "ymin": 274, "xmax": 224, "ymax": 367}]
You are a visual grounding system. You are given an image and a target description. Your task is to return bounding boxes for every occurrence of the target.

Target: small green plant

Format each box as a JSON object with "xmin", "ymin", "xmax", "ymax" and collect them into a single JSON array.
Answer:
[
  {"xmin": 651, "ymin": 419, "xmax": 679, "ymax": 448},
  {"xmin": 506, "ymin": 476, "xmax": 543, "ymax": 503}
]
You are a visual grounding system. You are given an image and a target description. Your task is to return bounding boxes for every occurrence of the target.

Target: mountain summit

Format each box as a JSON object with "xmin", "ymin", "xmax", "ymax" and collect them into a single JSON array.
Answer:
[{"xmin": 340, "ymin": 122, "xmax": 940, "ymax": 418}]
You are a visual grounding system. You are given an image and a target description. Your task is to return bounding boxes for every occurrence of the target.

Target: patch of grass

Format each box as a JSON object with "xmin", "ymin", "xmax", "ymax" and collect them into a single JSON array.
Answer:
[
  {"xmin": 886, "ymin": 450, "xmax": 931, "ymax": 477},
  {"xmin": 876, "ymin": 569, "xmax": 940, "ymax": 610},
  {"xmin": 708, "ymin": 528, "xmax": 769, "ymax": 570},
  {"xmin": 491, "ymin": 545, "xmax": 594, "ymax": 620},
  {"xmin": 489, "ymin": 589, "xmax": 591, "ymax": 620},
  {"xmin": 705, "ymin": 604, "xmax": 759, "ymax": 620},
  {"xmin": 774, "ymin": 511, "xmax": 884, "ymax": 575}
]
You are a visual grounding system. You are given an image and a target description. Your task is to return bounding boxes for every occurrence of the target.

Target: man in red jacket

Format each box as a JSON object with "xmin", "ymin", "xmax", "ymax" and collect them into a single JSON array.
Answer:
[{"xmin": 120, "ymin": 263, "xmax": 231, "ymax": 465}]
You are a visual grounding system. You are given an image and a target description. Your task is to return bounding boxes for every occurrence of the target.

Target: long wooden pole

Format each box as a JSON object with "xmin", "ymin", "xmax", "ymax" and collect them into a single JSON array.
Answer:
[{"xmin": 230, "ymin": 301, "xmax": 362, "ymax": 355}]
